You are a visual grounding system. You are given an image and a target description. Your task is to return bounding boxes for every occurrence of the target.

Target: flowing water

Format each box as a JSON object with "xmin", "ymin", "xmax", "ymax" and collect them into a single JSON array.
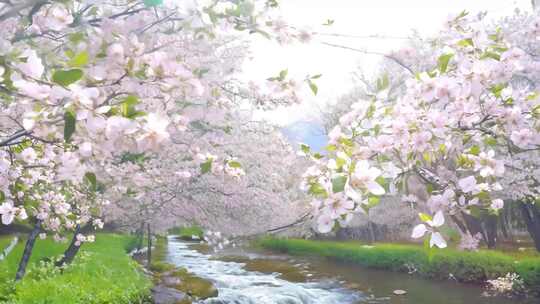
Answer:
[{"xmin": 165, "ymin": 236, "xmax": 536, "ymax": 304}]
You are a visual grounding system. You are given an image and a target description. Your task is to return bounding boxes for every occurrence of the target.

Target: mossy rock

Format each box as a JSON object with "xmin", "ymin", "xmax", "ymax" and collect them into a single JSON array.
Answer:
[
  {"xmin": 150, "ymin": 261, "xmax": 177, "ymax": 273},
  {"xmin": 187, "ymin": 243, "xmax": 212, "ymax": 254},
  {"xmin": 170, "ymin": 268, "xmax": 218, "ymax": 300}
]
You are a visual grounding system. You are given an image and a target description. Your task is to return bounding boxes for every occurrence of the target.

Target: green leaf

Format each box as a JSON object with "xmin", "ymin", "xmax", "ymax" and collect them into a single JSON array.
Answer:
[
  {"xmin": 143, "ymin": 0, "xmax": 163, "ymax": 7},
  {"xmin": 481, "ymin": 51, "xmax": 500, "ymax": 61},
  {"xmin": 375, "ymin": 176, "xmax": 387, "ymax": 191},
  {"xmin": 52, "ymin": 69, "xmax": 83, "ymax": 86},
  {"xmin": 331, "ymin": 175, "xmax": 347, "ymax": 193},
  {"xmin": 325, "ymin": 144, "xmax": 337, "ymax": 152},
  {"xmin": 457, "ymin": 38, "xmax": 473, "ymax": 47},
  {"xmin": 120, "ymin": 95, "xmax": 140, "ymax": 118},
  {"xmin": 68, "ymin": 51, "xmax": 89, "ymax": 67},
  {"xmin": 309, "ymin": 183, "xmax": 327, "ymax": 197},
  {"xmin": 313, "ymin": 153, "xmax": 324, "ymax": 160},
  {"xmin": 64, "ymin": 110, "xmax": 76, "ymax": 142},
  {"xmin": 437, "ymin": 53, "xmax": 453, "ymax": 73},
  {"xmin": 308, "ymin": 81, "xmax": 318, "ymax": 95},
  {"xmin": 84, "ymin": 172, "xmax": 97, "ymax": 192},
  {"xmin": 322, "ymin": 19, "xmax": 334, "ymax": 26},
  {"xmin": 68, "ymin": 32, "xmax": 85, "ymax": 44},
  {"xmin": 376, "ymin": 74, "xmax": 389, "ymax": 91},
  {"xmin": 310, "ymin": 74, "xmax": 322, "ymax": 79},
  {"xmin": 279, "ymin": 69, "xmax": 288, "ymax": 81},
  {"xmin": 468, "ymin": 145, "xmax": 481, "ymax": 156},
  {"xmin": 366, "ymin": 195, "xmax": 380, "ymax": 208},
  {"xmin": 300, "ymin": 143, "xmax": 310, "ymax": 154},
  {"xmin": 0, "ymin": 190, "xmax": 4, "ymax": 202},
  {"xmin": 227, "ymin": 160, "xmax": 242, "ymax": 168},
  {"xmin": 419, "ymin": 212, "xmax": 433, "ymax": 223},
  {"xmin": 200, "ymin": 159, "xmax": 212, "ymax": 174},
  {"xmin": 483, "ymin": 136, "xmax": 498, "ymax": 146}
]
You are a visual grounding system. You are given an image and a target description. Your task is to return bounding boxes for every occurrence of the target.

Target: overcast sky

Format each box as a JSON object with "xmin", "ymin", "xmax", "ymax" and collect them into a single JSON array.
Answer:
[{"xmin": 244, "ymin": 0, "xmax": 533, "ymax": 125}]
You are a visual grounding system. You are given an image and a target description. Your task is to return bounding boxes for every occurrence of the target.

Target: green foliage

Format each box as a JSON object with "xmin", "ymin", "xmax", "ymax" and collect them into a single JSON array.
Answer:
[
  {"xmin": 63, "ymin": 110, "xmax": 76, "ymax": 141},
  {"xmin": 0, "ymin": 234, "xmax": 151, "ymax": 304},
  {"xmin": 437, "ymin": 53, "xmax": 453, "ymax": 73},
  {"xmin": 168, "ymin": 226, "xmax": 204, "ymax": 240},
  {"xmin": 52, "ymin": 69, "xmax": 83, "ymax": 86},
  {"xmin": 258, "ymin": 238, "xmax": 540, "ymax": 292},
  {"xmin": 84, "ymin": 172, "xmax": 97, "ymax": 192},
  {"xmin": 200, "ymin": 159, "xmax": 212, "ymax": 174},
  {"xmin": 331, "ymin": 175, "xmax": 347, "ymax": 193},
  {"xmin": 67, "ymin": 51, "xmax": 89, "ymax": 67}
]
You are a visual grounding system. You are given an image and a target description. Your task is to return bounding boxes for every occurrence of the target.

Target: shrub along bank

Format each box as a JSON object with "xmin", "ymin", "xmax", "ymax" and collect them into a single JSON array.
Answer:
[
  {"xmin": 258, "ymin": 238, "xmax": 540, "ymax": 295},
  {"xmin": 0, "ymin": 233, "xmax": 151, "ymax": 304}
]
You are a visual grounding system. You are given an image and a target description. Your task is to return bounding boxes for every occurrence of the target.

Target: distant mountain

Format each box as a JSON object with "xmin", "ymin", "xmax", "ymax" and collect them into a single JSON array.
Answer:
[{"xmin": 281, "ymin": 121, "xmax": 328, "ymax": 152}]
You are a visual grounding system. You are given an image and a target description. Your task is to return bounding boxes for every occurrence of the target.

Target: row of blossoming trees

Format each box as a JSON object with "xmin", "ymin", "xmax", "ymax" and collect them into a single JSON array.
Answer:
[
  {"xmin": 0, "ymin": 0, "xmax": 313, "ymax": 280},
  {"xmin": 302, "ymin": 10, "xmax": 540, "ymax": 252}
]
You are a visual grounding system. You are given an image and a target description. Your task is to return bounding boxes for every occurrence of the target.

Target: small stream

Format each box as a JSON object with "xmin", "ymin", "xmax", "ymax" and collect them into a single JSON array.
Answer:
[{"xmin": 166, "ymin": 236, "xmax": 535, "ymax": 304}]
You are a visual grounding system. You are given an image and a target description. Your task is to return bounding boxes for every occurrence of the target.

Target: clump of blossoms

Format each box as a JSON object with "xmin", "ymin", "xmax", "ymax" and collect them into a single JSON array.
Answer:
[
  {"xmin": 458, "ymin": 232, "xmax": 483, "ymax": 251},
  {"xmin": 203, "ymin": 230, "xmax": 234, "ymax": 251},
  {"xmin": 485, "ymin": 273, "xmax": 525, "ymax": 297},
  {"xmin": 301, "ymin": 11, "xmax": 540, "ymax": 248}
]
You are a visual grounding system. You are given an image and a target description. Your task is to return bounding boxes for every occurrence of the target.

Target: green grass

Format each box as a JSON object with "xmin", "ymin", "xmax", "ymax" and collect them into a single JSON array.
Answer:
[
  {"xmin": 0, "ymin": 233, "xmax": 152, "ymax": 304},
  {"xmin": 258, "ymin": 238, "xmax": 540, "ymax": 294},
  {"xmin": 168, "ymin": 226, "xmax": 204, "ymax": 240}
]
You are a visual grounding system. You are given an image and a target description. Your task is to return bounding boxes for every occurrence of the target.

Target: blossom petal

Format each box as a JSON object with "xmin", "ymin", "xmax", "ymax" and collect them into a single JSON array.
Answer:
[
  {"xmin": 345, "ymin": 183, "xmax": 362, "ymax": 202},
  {"xmin": 431, "ymin": 210, "xmax": 445, "ymax": 227},
  {"xmin": 411, "ymin": 224, "xmax": 427, "ymax": 238},
  {"xmin": 430, "ymin": 232, "xmax": 447, "ymax": 248},
  {"xmin": 2, "ymin": 213, "xmax": 14, "ymax": 225},
  {"xmin": 366, "ymin": 180, "xmax": 385, "ymax": 195}
]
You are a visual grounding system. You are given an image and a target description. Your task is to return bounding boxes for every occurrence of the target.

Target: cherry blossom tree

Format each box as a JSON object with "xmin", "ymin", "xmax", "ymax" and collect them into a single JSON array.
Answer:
[
  {"xmin": 302, "ymin": 10, "xmax": 540, "ymax": 251},
  {"xmin": 0, "ymin": 0, "xmax": 314, "ymax": 279}
]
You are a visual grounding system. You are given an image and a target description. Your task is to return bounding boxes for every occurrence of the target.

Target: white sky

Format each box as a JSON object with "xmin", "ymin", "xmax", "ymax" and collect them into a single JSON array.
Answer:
[{"xmin": 245, "ymin": 0, "xmax": 532, "ymax": 125}]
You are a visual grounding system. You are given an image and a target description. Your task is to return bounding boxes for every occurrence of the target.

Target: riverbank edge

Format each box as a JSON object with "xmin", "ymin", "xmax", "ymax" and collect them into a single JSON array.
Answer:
[{"xmin": 257, "ymin": 237, "xmax": 540, "ymax": 296}]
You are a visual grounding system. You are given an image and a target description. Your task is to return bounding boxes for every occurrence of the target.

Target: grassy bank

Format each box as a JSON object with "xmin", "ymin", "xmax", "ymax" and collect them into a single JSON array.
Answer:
[
  {"xmin": 0, "ymin": 233, "xmax": 151, "ymax": 304},
  {"xmin": 168, "ymin": 226, "xmax": 204, "ymax": 240},
  {"xmin": 258, "ymin": 238, "xmax": 540, "ymax": 294}
]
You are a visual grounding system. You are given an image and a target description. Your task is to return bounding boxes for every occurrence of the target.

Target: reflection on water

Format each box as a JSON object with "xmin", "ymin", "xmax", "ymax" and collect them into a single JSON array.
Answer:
[{"xmin": 166, "ymin": 236, "xmax": 535, "ymax": 304}]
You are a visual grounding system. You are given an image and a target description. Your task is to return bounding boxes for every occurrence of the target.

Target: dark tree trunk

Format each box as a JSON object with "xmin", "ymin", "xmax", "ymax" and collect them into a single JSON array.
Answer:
[
  {"xmin": 450, "ymin": 214, "xmax": 468, "ymax": 234},
  {"xmin": 499, "ymin": 209, "xmax": 510, "ymax": 240},
  {"xmin": 485, "ymin": 215, "xmax": 498, "ymax": 249},
  {"xmin": 137, "ymin": 222, "xmax": 145, "ymax": 250},
  {"xmin": 365, "ymin": 221, "xmax": 376, "ymax": 244},
  {"xmin": 461, "ymin": 212, "xmax": 498, "ymax": 248},
  {"xmin": 15, "ymin": 220, "xmax": 41, "ymax": 281},
  {"xmin": 462, "ymin": 212, "xmax": 484, "ymax": 236},
  {"xmin": 519, "ymin": 200, "xmax": 540, "ymax": 252},
  {"xmin": 147, "ymin": 223, "xmax": 152, "ymax": 267},
  {"xmin": 55, "ymin": 224, "xmax": 82, "ymax": 267}
]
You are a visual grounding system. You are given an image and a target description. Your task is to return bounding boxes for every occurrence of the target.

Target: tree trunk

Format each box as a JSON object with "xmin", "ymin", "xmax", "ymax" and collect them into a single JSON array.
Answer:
[
  {"xmin": 499, "ymin": 209, "xmax": 510, "ymax": 240},
  {"xmin": 450, "ymin": 214, "xmax": 468, "ymax": 234},
  {"xmin": 462, "ymin": 212, "xmax": 484, "ymax": 235},
  {"xmin": 137, "ymin": 222, "xmax": 145, "ymax": 250},
  {"xmin": 147, "ymin": 223, "xmax": 152, "ymax": 267},
  {"xmin": 367, "ymin": 221, "xmax": 376, "ymax": 243},
  {"xmin": 55, "ymin": 224, "xmax": 82, "ymax": 267},
  {"xmin": 15, "ymin": 220, "xmax": 41, "ymax": 281},
  {"xmin": 519, "ymin": 200, "xmax": 540, "ymax": 252},
  {"xmin": 484, "ymin": 215, "xmax": 498, "ymax": 249}
]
